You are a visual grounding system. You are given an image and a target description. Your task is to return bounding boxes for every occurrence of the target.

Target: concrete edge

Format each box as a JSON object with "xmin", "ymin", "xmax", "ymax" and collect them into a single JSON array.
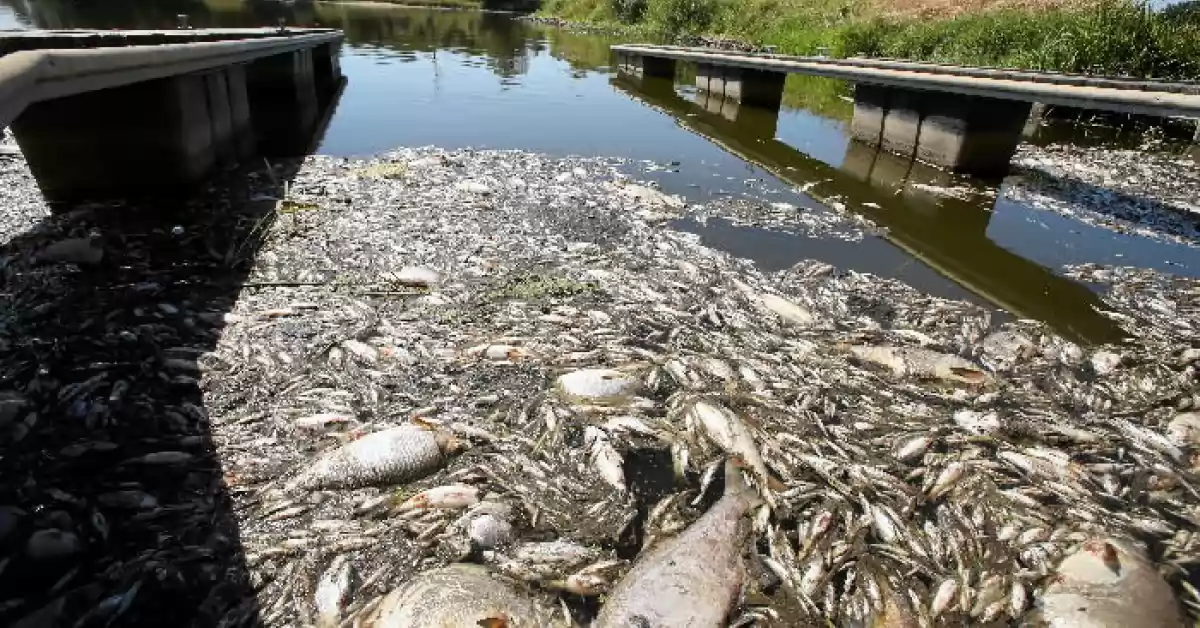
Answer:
[
  {"xmin": 0, "ymin": 31, "xmax": 344, "ymax": 128},
  {"xmin": 610, "ymin": 44, "xmax": 1200, "ymax": 118}
]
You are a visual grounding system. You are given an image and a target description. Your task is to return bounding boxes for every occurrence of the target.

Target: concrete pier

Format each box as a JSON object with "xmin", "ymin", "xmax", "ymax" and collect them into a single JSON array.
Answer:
[
  {"xmin": 850, "ymin": 85, "xmax": 1031, "ymax": 176},
  {"xmin": 615, "ymin": 51, "xmax": 675, "ymax": 78},
  {"xmin": 247, "ymin": 49, "xmax": 320, "ymax": 156},
  {"xmin": 696, "ymin": 63, "xmax": 785, "ymax": 109},
  {"xmin": 313, "ymin": 41, "xmax": 343, "ymax": 97},
  {"xmin": 612, "ymin": 43, "xmax": 1200, "ymax": 175},
  {"xmin": 13, "ymin": 74, "xmax": 218, "ymax": 200},
  {"xmin": 0, "ymin": 28, "xmax": 343, "ymax": 201}
]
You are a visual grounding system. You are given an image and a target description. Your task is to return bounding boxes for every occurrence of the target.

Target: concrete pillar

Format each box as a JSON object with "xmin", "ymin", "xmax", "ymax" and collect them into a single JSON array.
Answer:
[
  {"xmin": 1022, "ymin": 102, "xmax": 1047, "ymax": 138},
  {"xmin": 11, "ymin": 73, "xmax": 216, "ymax": 202},
  {"xmin": 697, "ymin": 63, "xmax": 727, "ymax": 95},
  {"xmin": 880, "ymin": 88, "xmax": 924, "ymax": 159},
  {"xmin": 734, "ymin": 68, "xmax": 785, "ymax": 109},
  {"xmin": 916, "ymin": 93, "xmax": 1030, "ymax": 177},
  {"xmin": 204, "ymin": 70, "xmax": 235, "ymax": 165},
  {"xmin": 226, "ymin": 65, "xmax": 255, "ymax": 160},
  {"xmin": 695, "ymin": 63, "xmax": 714, "ymax": 92},
  {"xmin": 246, "ymin": 49, "xmax": 319, "ymax": 156},
  {"xmin": 616, "ymin": 53, "xmax": 674, "ymax": 79},
  {"xmin": 695, "ymin": 64, "xmax": 784, "ymax": 109},
  {"xmin": 313, "ymin": 41, "xmax": 343, "ymax": 96},
  {"xmin": 851, "ymin": 83, "xmax": 1029, "ymax": 176},
  {"xmin": 635, "ymin": 54, "xmax": 675, "ymax": 79}
]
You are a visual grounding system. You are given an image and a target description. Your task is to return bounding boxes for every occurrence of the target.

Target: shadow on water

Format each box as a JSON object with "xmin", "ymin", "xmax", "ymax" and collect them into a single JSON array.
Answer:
[
  {"xmin": 611, "ymin": 75, "xmax": 1128, "ymax": 346},
  {"xmin": 0, "ymin": 79, "xmax": 345, "ymax": 627}
]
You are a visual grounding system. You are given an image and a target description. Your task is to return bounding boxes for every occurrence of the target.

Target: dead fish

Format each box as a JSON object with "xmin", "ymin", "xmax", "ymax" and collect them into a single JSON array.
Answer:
[
  {"xmin": 684, "ymin": 398, "xmax": 772, "ymax": 499},
  {"xmin": 315, "ymin": 555, "xmax": 355, "ymax": 628},
  {"xmin": 1024, "ymin": 537, "xmax": 1186, "ymax": 627},
  {"xmin": 556, "ymin": 368, "xmax": 641, "ymax": 403},
  {"xmin": 849, "ymin": 345, "xmax": 989, "ymax": 384},
  {"xmin": 594, "ymin": 459, "xmax": 762, "ymax": 628},
  {"xmin": 584, "ymin": 426, "xmax": 627, "ymax": 492},
  {"xmin": 362, "ymin": 563, "xmax": 564, "ymax": 627},
  {"xmin": 758, "ymin": 293, "xmax": 815, "ymax": 326},
  {"xmin": 290, "ymin": 425, "xmax": 462, "ymax": 490},
  {"xmin": 394, "ymin": 484, "xmax": 480, "ymax": 511}
]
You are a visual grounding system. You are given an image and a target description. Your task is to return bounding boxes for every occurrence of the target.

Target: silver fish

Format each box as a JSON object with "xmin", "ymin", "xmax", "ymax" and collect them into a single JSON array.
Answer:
[
  {"xmin": 849, "ymin": 345, "xmax": 989, "ymax": 384},
  {"xmin": 290, "ymin": 425, "xmax": 462, "ymax": 490},
  {"xmin": 314, "ymin": 555, "xmax": 354, "ymax": 628},
  {"xmin": 594, "ymin": 459, "xmax": 762, "ymax": 627},
  {"xmin": 1023, "ymin": 537, "xmax": 1186, "ymax": 627},
  {"xmin": 362, "ymin": 563, "xmax": 564, "ymax": 627}
]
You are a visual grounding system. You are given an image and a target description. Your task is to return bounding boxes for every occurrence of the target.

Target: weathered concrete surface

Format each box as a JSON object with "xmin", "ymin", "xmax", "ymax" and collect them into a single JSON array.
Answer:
[
  {"xmin": 0, "ymin": 30, "xmax": 342, "ymax": 129},
  {"xmin": 694, "ymin": 63, "xmax": 784, "ymax": 109},
  {"xmin": 916, "ymin": 94, "xmax": 1030, "ymax": 175},
  {"xmin": 0, "ymin": 29, "xmax": 342, "ymax": 199},
  {"xmin": 851, "ymin": 84, "xmax": 1030, "ymax": 174},
  {"xmin": 12, "ymin": 73, "xmax": 217, "ymax": 201},
  {"xmin": 247, "ymin": 49, "xmax": 319, "ymax": 156},
  {"xmin": 612, "ymin": 43, "xmax": 1200, "ymax": 118}
]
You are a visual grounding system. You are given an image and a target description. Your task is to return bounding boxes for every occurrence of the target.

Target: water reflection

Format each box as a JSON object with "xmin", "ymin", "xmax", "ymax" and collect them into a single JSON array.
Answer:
[
  {"xmin": 612, "ymin": 75, "xmax": 1127, "ymax": 345},
  {"xmin": 3, "ymin": 0, "xmax": 1194, "ymax": 345}
]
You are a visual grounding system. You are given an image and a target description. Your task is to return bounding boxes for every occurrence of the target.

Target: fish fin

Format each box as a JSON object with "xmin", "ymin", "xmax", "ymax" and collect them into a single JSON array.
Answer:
[
  {"xmin": 724, "ymin": 457, "xmax": 764, "ymax": 506},
  {"xmin": 477, "ymin": 613, "xmax": 509, "ymax": 627},
  {"xmin": 949, "ymin": 367, "xmax": 986, "ymax": 383}
]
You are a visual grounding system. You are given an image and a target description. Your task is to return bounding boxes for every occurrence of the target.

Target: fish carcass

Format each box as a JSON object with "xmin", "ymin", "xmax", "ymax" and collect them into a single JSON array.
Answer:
[{"xmin": 594, "ymin": 458, "xmax": 762, "ymax": 627}]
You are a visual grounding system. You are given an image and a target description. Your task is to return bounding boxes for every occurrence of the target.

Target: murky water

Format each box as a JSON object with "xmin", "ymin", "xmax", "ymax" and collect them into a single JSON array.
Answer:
[{"xmin": 3, "ymin": 0, "xmax": 1199, "ymax": 344}]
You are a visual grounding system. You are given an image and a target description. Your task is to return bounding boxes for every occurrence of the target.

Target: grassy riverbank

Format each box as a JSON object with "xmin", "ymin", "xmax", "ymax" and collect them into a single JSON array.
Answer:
[{"xmin": 538, "ymin": 0, "xmax": 1200, "ymax": 79}]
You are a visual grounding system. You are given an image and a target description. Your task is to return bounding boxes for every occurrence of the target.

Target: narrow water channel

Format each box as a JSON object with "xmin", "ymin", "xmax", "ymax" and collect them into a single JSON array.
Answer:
[{"xmin": 3, "ymin": 0, "xmax": 1199, "ymax": 345}]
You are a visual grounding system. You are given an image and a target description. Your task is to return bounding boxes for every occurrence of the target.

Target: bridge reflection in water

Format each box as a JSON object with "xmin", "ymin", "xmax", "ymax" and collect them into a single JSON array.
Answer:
[{"xmin": 611, "ymin": 75, "xmax": 1126, "ymax": 346}]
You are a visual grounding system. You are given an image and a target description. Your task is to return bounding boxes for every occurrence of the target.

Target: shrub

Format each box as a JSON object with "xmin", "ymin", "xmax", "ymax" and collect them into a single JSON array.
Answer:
[
  {"xmin": 612, "ymin": 0, "xmax": 648, "ymax": 22},
  {"xmin": 645, "ymin": 0, "xmax": 720, "ymax": 34}
]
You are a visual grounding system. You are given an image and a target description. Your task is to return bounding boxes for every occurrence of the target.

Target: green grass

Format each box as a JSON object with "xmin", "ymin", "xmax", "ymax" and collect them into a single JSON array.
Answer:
[{"xmin": 540, "ymin": 0, "xmax": 1200, "ymax": 80}]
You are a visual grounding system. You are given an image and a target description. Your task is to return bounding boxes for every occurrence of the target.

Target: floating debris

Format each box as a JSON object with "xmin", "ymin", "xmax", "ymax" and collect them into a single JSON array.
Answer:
[{"xmin": 3, "ymin": 141, "xmax": 1200, "ymax": 627}]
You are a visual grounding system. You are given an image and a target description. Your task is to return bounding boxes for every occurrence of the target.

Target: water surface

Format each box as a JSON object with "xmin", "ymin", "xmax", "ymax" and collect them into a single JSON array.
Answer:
[{"xmin": 4, "ymin": 0, "xmax": 1199, "ymax": 344}]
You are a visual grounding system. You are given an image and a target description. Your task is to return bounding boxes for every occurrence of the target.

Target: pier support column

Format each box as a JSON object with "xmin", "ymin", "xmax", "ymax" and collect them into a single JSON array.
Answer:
[
  {"xmin": 616, "ymin": 53, "xmax": 675, "ymax": 79},
  {"xmin": 246, "ymin": 49, "xmax": 318, "ymax": 156},
  {"xmin": 204, "ymin": 70, "xmax": 236, "ymax": 165},
  {"xmin": 11, "ymin": 73, "xmax": 216, "ymax": 202},
  {"xmin": 226, "ymin": 64, "xmax": 256, "ymax": 160},
  {"xmin": 313, "ymin": 40, "xmax": 343, "ymax": 97},
  {"xmin": 850, "ymin": 83, "xmax": 1030, "ymax": 176},
  {"xmin": 696, "ymin": 64, "xmax": 784, "ymax": 109}
]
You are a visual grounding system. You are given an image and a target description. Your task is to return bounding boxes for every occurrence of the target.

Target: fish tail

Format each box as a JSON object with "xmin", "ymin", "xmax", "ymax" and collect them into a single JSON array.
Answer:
[{"xmin": 724, "ymin": 457, "xmax": 764, "ymax": 507}]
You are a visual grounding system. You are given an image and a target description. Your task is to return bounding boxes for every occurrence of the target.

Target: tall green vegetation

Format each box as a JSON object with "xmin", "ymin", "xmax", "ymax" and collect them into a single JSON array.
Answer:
[{"xmin": 539, "ymin": 0, "xmax": 1200, "ymax": 79}]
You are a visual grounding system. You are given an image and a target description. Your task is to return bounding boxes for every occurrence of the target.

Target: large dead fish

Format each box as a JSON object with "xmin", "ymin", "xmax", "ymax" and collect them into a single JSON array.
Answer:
[
  {"xmin": 289, "ymin": 424, "xmax": 462, "ymax": 490},
  {"xmin": 1022, "ymin": 537, "xmax": 1186, "ymax": 627},
  {"xmin": 594, "ymin": 458, "xmax": 761, "ymax": 628},
  {"xmin": 683, "ymin": 398, "xmax": 773, "ymax": 500},
  {"xmin": 361, "ymin": 563, "xmax": 566, "ymax": 627},
  {"xmin": 848, "ymin": 345, "xmax": 989, "ymax": 384}
]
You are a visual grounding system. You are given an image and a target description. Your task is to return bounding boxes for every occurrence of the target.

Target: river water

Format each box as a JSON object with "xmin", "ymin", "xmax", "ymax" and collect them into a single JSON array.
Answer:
[{"xmin": 3, "ymin": 0, "xmax": 1199, "ymax": 344}]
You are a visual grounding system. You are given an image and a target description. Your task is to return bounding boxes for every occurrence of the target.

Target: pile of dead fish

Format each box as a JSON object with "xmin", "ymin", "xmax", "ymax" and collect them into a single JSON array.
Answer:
[
  {"xmin": 1, "ymin": 144, "xmax": 1199, "ymax": 627},
  {"xmin": 1009, "ymin": 143, "xmax": 1200, "ymax": 247}
]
